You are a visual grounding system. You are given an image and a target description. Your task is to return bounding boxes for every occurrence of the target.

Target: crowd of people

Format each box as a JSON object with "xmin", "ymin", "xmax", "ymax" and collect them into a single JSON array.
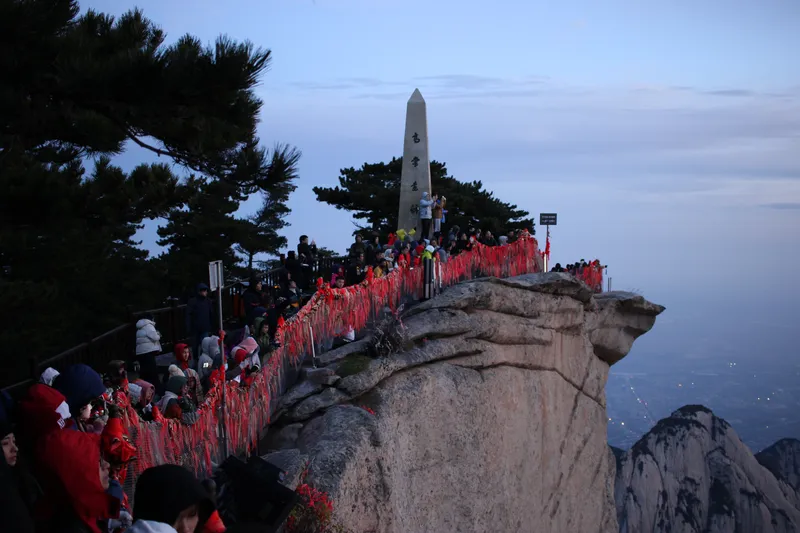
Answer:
[
  {"xmin": 0, "ymin": 360, "xmax": 231, "ymax": 533},
  {"xmin": 0, "ymin": 196, "xmax": 603, "ymax": 533}
]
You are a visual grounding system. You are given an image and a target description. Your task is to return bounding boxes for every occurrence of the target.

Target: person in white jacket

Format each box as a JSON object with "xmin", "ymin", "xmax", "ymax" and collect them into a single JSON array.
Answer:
[
  {"xmin": 135, "ymin": 315, "xmax": 162, "ymax": 388},
  {"xmin": 418, "ymin": 192, "xmax": 435, "ymax": 239},
  {"xmin": 136, "ymin": 316, "xmax": 162, "ymax": 355},
  {"xmin": 197, "ymin": 335, "xmax": 221, "ymax": 382}
]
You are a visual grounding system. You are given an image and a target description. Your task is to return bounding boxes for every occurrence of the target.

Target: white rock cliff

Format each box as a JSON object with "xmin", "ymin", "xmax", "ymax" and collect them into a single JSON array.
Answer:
[
  {"xmin": 614, "ymin": 406, "xmax": 800, "ymax": 533},
  {"xmin": 263, "ymin": 273, "xmax": 664, "ymax": 533}
]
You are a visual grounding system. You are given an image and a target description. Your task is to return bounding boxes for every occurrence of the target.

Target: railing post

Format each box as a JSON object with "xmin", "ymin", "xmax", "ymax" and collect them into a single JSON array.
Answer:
[{"xmin": 421, "ymin": 258, "xmax": 434, "ymax": 301}]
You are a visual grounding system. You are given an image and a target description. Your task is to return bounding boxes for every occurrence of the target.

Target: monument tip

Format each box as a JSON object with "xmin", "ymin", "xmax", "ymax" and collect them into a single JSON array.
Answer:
[{"xmin": 408, "ymin": 88, "xmax": 425, "ymax": 103}]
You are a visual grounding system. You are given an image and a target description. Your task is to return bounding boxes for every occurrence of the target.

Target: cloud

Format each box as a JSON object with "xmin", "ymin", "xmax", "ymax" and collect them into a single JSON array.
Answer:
[
  {"xmin": 288, "ymin": 77, "xmax": 404, "ymax": 91},
  {"xmin": 763, "ymin": 202, "xmax": 800, "ymax": 210},
  {"xmin": 264, "ymin": 75, "xmax": 800, "ymax": 211},
  {"xmin": 288, "ymin": 73, "xmax": 549, "ymax": 99},
  {"xmin": 704, "ymin": 89, "xmax": 757, "ymax": 97}
]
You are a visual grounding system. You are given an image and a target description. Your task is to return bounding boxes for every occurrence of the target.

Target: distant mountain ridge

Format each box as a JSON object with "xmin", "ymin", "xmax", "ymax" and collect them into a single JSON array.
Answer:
[{"xmin": 613, "ymin": 404, "xmax": 800, "ymax": 533}]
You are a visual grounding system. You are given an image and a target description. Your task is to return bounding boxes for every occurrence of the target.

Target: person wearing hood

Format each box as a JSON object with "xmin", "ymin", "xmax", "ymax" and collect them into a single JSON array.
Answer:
[
  {"xmin": 35, "ymin": 428, "xmax": 120, "ymax": 533},
  {"xmin": 52, "ymin": 364, "xmax": 107, "ymax": 433},
  {"xmin": 130, "ymin": 379, "xmax": 156, "ymax": 421},
  {"xmin": 16, "ymin": 384, "xmax": 72, "ymax": 451},
  {"xmin": 421, "ymin": 245, "xmax": 435, "ymax": 261},
  {"xmin": 173, "ymin": 344, "xmax": 204, "ymax": 404},
  {"xmin": 39, "ymin": 367, "xmax": 60, "ymax": 386},
  {"xmin": 227, "ymin": 337, "xmax": 260, "ymax": 385},
  {"xmin": 197, "ymin": 336, "xmax": 221, "ymax": 382},
  {"xmin": 186, "ymin": 283, "xmax": 215, "ymax": 361},
  {"xmin": 0, "ymin": 448, "xmax": 35, "ymax": 533},
  {"xmin": 135, "ymin": 314, "xmax": 162, "ymax": 356},
  {"xmin": 135, "ymin": 314, "xmax": 163, "ymax": 387},
  {"xmin": 156, "ymin": 372, "xmax": 197, "ymax": 424},
  {"xmin": 418, "ymin": 192, "xmax": 435, "ymax": 239},
  {"xmin": 0, "ymin": 391, "xmax": 38, "ymax": 533},
  {"xmin": 127, "ymin": 464, "xmax": 214, "ymax": 533},
  {"xmin": 252, "ymin": 316, "xmax": 271, "ymax": 356}
]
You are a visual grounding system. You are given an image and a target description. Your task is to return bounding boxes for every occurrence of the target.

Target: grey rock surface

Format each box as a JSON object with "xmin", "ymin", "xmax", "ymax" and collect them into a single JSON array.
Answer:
[
  {"xmin": 267, "ymin": 273, "xmax": 663, "ymax": 533},
  {"xmin": 615, "ymin": 406, "xmax": 800, "ymax": 533},
  {"xmin": 757, "ymin": 439, "xmax": 800, "ymax": 493}
]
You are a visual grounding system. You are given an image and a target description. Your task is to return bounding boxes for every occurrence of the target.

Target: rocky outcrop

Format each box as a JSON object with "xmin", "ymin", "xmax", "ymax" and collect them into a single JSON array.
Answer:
[
  {"xmin": 262, "ymin": 273, "xmax": 663, "ymax": 533},
  {"xmin": 757, "ymin": 439, "xmax": 800, "ymax": 494},
  {"xmin": 615, "ymin": 406, "xmax": 800, "ymax": 533}
]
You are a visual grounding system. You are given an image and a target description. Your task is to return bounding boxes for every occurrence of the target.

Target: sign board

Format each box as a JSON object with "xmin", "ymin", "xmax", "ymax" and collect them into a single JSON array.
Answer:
[
  {"xmin": 208, "ymin": 260, "xmax": 223, "ymax": 291},
  {"xmin": 539, "ymin": 213, "xmax": 557, "ymax": 226}
]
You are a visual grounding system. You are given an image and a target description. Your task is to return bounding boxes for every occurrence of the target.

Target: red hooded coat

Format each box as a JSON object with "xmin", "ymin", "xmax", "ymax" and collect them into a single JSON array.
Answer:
[
  {"xmin": 16, "ymin": 384, "xmax": 71, "ymax": 447},
  {"xmin": 35, "ymin": 430, "xmax": 119, "ymax": 533}
]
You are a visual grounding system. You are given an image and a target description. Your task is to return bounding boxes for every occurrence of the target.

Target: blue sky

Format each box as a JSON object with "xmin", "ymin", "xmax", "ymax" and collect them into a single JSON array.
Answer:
[{"xmin": 82, "ymin": 0, "xmax": 800, "ymax": 315}]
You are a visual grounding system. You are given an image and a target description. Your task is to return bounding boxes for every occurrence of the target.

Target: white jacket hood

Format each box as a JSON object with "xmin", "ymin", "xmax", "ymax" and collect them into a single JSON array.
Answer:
[
  {"xmin": 126, "ymin": 520, "xmax": 177, "ymax": 533},
  {"xmin": 136, "ymin": 318, "xmax": 155, "ymax": 329}
]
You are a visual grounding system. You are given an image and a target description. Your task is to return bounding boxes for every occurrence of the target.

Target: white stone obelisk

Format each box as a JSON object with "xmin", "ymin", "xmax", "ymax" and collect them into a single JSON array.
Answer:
[{"xmin": 397, "ymin": 88, "xmax": 432, "ymax": 236}]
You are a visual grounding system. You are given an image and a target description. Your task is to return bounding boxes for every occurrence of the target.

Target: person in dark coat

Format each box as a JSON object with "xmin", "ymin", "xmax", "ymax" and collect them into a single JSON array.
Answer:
[
  {"xmin": 242, "ymin": 278, "xmax": 265, "ymax": 326},
  {"xmin": 284, "ymin": 251, "xmax": 303, "ymax": 292},
  {"xmin": 128, "ymin": 464, "xmax": 214, "ymax": 533},
  {"xmin": 346, "ymin": 253, "xmax": 367, "ymax": 286},
  {"xmin": 186, "ymin": 283, "xmax": 215, "ymax": 360},
  {"xmin": 348, "ymin": 234, "xmax": 365, "ymax": 259},
  {"xmin": 0, "ymin": 392, "xmax": 36, "ymax": 533},
  {"xmin": 297, "ymin": 235, "xmax": 317, "ymax": 291}
]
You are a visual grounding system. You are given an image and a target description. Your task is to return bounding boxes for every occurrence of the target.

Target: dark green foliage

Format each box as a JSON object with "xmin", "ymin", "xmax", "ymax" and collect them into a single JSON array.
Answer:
[
  {"xmin": 235, "ymin": 145, "xmax": 301, "ymax": 275},
  {"xmin": 0, "ymin": 0, "xmax": 271, "ymax": 183},
  {"xmin": 313, "ymin": 157, "xmax": 534, "ymax": 239},
  {"xmin": 0, "ymin": 0, "xmax": 298, "ymax": 383}
]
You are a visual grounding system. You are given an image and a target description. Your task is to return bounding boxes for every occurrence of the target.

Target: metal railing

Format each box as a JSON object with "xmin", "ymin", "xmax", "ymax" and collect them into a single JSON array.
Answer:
[{"xmin": 2, "ymin": 257, "xmax": 349, "ymax": 393}]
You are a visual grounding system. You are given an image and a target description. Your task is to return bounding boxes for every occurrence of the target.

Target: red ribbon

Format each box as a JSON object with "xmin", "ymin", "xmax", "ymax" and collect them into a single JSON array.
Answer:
[{"xmin": 127, "ymin": 236, "xmax": 544, "ymax": 479}]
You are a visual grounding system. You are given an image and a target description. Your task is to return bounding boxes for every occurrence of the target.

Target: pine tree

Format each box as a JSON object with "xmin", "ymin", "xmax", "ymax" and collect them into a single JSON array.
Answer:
[
  {"xmin": 0, "ymin": 0, "xmax": 299, "ymax": 383},
  {"xmin": 235, "ymin": 144, "xmax": 301, "ymax": 275},
  {"xmin": 313, "ymin": 157, "xmax": 534, "ymax": 239}
]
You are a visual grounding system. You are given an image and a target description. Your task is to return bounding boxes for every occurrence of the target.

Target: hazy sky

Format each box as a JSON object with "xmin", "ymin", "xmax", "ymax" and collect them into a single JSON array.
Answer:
[{"xmin": 83, "ymin": 0, "xmax": 800, "ymax": 317}]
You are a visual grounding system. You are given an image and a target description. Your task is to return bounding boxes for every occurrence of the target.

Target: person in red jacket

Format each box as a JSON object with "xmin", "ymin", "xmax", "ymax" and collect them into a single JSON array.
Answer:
[
  {"xmin": 34, "ymin": 428, "xmax": 120, "ymax": 533},
  {"xmin": 16, "ymin": 384, "xmax": 72, "ymax": 451}
]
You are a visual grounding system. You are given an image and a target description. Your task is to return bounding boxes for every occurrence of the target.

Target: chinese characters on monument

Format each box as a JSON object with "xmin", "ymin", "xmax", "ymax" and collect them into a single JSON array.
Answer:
[
  {"xmin": 412, "ymin": 132, "xmax": 420, "ymax": 143},
  {"xmin": 412, "ymin": 156, "xmax": 420, "ymax": 167}
]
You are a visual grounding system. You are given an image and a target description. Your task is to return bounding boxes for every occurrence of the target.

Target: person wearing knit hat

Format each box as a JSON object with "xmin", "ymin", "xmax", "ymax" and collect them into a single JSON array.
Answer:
[
  {"xmin": 128, "ymin": 464, "xmax": 213, "ymax": 533},
  {"xmin": 52, "ymin": 364, "xmax": 106, "ymax": 432}
]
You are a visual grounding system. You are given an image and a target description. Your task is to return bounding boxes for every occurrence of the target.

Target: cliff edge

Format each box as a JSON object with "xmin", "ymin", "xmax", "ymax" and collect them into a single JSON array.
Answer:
[{"xmin": 263, "ymin": 273, "xmax": 664, "ymax": 533}]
